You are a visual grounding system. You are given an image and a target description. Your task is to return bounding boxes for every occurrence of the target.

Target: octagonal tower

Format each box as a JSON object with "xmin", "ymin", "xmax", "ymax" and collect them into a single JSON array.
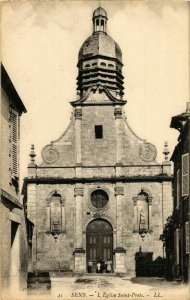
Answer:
[{"xmin": 77, "ymin": 7, "xmax": 124, "ymax": 98}]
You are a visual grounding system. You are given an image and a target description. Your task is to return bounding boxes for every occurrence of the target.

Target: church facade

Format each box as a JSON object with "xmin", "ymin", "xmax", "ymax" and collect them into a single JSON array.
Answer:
[{"xmin": 24, "ymin": 7, "xmax": 173, "ymax": 276}]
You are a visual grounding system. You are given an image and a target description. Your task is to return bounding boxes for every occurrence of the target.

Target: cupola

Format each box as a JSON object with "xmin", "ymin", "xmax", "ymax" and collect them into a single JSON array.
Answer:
[
  {"xmin": 93, "ymin": 7, "xmax": 108, "ymax": 33},
  {"xmin": 77, "ymin": 7, "xmax": 124, "ymax": 99}
]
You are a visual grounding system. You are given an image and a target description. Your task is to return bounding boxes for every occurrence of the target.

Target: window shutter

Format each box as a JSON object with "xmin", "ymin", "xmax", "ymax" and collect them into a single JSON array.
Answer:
[
  {"xmin": 175, "ymin": 229, "xmax": 179, "ymax": 264},
  {"xmin": 11, "ymin": 109, "xmax": 19, "ymax": 177},
  {"xmin": 185, "ymin": 222, "xmax": 189, "ymax": 254},
  {"xmin": 176, "ymin": 169, "xmax": 180, "ymax": 207},
  {"xmin": 182, "ymin": 153, "xmax": 189, "ymax": 196}
]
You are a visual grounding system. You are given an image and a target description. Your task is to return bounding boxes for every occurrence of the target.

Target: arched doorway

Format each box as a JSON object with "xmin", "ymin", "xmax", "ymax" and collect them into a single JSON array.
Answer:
[{"xmin": 86, "ymin": 219, "xmax": 113, "ymax": 271}]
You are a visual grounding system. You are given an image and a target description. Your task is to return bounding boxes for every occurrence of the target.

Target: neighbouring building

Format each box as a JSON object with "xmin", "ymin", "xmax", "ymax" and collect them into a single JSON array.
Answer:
[
  {"xmin": 0, "ymin": 64, "xmax": 29, "ymax": 293},
  {"xmin": 163, "ymin": 102, "xmax": 190, "ymax": 282},
  {"xmin": 24, "ymin": 7, "xmax": 173, "ymax": 276}
]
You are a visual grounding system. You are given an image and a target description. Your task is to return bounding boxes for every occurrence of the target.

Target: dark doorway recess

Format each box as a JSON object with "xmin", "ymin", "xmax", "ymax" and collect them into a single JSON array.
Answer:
[
  {"xmin": 135, "ymin": 252, "xmax": 165, "ymax": 277},
  {"xmin": 86, "ymin": 219, "xmax": 113, "ymax": 271}
]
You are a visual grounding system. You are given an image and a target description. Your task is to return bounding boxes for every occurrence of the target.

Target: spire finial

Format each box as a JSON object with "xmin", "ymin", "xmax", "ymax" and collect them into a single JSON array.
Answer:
[
  {"xmin": 29, "ymin": 144, "xmax": 36, "ymax": 164},
  {"xmin": 163, "ymin": 141, "xmax": 170, "ymax": 161}
]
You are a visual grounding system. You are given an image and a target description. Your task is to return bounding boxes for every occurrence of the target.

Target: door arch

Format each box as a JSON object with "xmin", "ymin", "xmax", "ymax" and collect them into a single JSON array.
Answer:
[{"xmin": 86, "ymin": 219, "xmax": 113, "ymax": 271}]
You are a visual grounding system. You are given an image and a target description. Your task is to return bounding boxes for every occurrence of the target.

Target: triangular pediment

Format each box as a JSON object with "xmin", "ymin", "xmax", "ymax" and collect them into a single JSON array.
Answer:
[{"xmin": 70, "ymin": 85, "xmax": 127, "ymax": 106}]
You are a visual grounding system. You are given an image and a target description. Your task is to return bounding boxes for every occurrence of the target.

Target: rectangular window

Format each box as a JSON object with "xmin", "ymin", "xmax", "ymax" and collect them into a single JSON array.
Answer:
[
  {"xmin": 185, "ymin": 222, "xmax": 189, "ymax": 254},
  {"xmin": 95, "ymin": 125, "xmax": 103, "ymax": 139},
  {"xmin": 176, "ymin": 169, "xmax": 180, "ymax": 208},
  {"xmin": 182, "ymin": 153, "xmax": 189, "ymax": 196}
]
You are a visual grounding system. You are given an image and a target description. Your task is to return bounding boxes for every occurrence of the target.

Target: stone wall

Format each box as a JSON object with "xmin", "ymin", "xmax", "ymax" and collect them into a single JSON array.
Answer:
[
  {"xmin": 27, "ymin": 176, "xmax": 172, "ymax": 274},
  {"xmin": 1, "ymin": 86, "xmax": 28, "ymax": 293},
  {"xmin": 81, "ymin": 105, "xmax": 117, "ymax": 165}
]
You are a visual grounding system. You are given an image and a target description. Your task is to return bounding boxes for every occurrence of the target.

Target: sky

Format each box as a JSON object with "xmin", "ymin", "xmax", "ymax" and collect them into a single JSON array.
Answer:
[{"xmin": 1, "ymin": 0, "xmax": 189, "ymax": 185}]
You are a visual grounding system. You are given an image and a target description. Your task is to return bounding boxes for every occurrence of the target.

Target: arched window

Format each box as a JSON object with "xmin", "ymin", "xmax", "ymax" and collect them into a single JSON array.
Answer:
[
  {"xmin": 91, "ymin": 189, "xmax": 109, "ymax": 208},
  {"xmin": 108, "ymin": 64, "xmax": 114, "ymax": 69},
  {"xmin": 92, "ymin": 62, "xmax": 97, "ymax": 66},
  {"xmin": 96, "ymin": 19, "xmax": 99, "ymax": 26},
  {"xmin": 85, "ymin": 64, "xmax": 90, "ymax": 68},
  {"xmin": 100, "ymin": 62, "xmax": 106, "ymax": 67}
]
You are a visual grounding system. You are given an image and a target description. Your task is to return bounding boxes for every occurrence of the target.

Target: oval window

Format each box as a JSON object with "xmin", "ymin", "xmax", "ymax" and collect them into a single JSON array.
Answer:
[{"xmin": 91, "ymin": 189, "xmax": 109, "ymax": 208}]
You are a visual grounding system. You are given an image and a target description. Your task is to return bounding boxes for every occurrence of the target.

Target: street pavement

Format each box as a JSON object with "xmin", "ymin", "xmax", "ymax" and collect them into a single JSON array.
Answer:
[
  {"xmin": 47, "ymin": 274, "xmax": 189, "ymax": 300},
  {"xmin": 3, "ymin": 275, "xmax": 189, "ymax": 300}
]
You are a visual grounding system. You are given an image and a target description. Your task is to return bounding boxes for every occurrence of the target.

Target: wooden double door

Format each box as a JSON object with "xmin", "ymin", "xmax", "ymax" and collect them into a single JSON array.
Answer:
[{"xmin": 86, "ymin": 219, "xmax": 113, "ymax": 269}]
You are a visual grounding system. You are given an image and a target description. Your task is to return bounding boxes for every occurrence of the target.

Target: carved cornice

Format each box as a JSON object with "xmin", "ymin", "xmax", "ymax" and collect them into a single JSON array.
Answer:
[
  {"xmin": 74, "ymin": 187, "xmax": 84, "ymax": 197},
  {"xmin": 24, "ymin": 175, "xmax": 173, "ymax": 185},
  {"xmin": 114, "ymin": 187, "xmax": 124, "ymax": 196}
]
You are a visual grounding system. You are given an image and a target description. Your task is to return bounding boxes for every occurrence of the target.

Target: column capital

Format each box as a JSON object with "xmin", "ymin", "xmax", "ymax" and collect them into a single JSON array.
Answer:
[
  {"xmin": 74, "ymin": 108, "xmax": 82, "ymax": 119},
  {"xmin": 74, "ymin": 187, "xmax": 84, "ymax": 197},
  {"xmin": 114, "ymin": 186, "xmax": 124, "ymax": 196},
  {"xmin": 60, "ymin": 198, "xmax": 66, "ymax": 206},
  {"xmin": 113, "ymin": 247, "xmax": 126, "ymax": 254},
  {"xmin": 114, "ymin": 107, "xmax": 122, "ymax": 119},
  {"xmin": 148, "ymin": 197, "xmax": 153, "ymax": 205},
  {"xmin": 73, "ymin": 248, "xmax": 85, "ymax": 254}
]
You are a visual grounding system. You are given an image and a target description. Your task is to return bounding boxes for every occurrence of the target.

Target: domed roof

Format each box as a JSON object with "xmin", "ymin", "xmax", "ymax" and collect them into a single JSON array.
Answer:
[
  {"xmin": 78, "ymin": 32, "xmax": 122, "ymax": 63},
  {"xmin": 93, "ymin": 7, "xmax": 107, "ymax": 19}
]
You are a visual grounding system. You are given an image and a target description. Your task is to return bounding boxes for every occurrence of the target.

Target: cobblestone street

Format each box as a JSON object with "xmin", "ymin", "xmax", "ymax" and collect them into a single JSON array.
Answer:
[{"xmin": 47, "ymin": 275, "xmax": 189, "ymax": 300}]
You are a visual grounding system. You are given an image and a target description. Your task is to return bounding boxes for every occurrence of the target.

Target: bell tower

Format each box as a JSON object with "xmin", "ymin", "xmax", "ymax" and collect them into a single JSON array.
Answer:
[{"xmin": 77, "ymin": 7, "xmax": 124, "ymax": 98}]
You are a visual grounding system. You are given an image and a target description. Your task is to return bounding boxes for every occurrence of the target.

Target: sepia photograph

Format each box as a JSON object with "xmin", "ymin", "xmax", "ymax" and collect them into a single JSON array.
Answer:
[{"xmin": 0, "ymin": 0, "xmax": 190, "ymax": 299}]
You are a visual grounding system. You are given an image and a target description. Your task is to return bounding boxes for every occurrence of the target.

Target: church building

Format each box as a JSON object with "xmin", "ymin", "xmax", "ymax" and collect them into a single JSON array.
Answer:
[{"xmin": 24, "ymin": 7, "xmax": 173, "ymax": 276}]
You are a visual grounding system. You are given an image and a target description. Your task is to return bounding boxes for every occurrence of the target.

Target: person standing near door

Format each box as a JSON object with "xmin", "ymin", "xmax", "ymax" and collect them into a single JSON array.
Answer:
[
  {"xmin": 97, "ymin": 261, "xmax": 101, "ymax": 273},
  {"xmin": 88, "ymin": 259, "xmax": 93, "ymax": 273},
  {"xmin": 105, "ymin": 258, "xmax": 112, "ymax": 273},
  {"xmin": 100, "ymin": 259, "xmax": 105, "ymax": 273}
]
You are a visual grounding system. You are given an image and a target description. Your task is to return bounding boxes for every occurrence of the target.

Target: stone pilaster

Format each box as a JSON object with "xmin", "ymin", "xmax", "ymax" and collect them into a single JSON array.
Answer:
[
  {"xmin": 132, "ymin": 197, "xmax": 138, "ymax": 232},
  {"xmin": 74, "ymin": 108, "xmax": 82, "ymax": 166},
  {"xmin": 114, "ymin": 107, "xmax": 123, "ymax": 165},
  {"xmin": 162, "ymin": 161, "xmax": 172, "ymax": 175},
  {"xmin": 148, "ymin": 197, "xmax": 153, "ymax": 231},
  {"xmin": 46, "ymin": 198, "xmax": 51, "ymax": 232},
  {"xmin": 74, "ymin": 187, "xmax": 85, "ymax": 272},
  {"xmin": 27, "ymin": 184, "xmax": 37, "ymax": 271},
  {"xmin": 114, "ymin": 186, "xmax": 126, "ymax": 273},
  {"xmin": 61, "ymin": 199, "xmax": 66, "ymax": 232}
]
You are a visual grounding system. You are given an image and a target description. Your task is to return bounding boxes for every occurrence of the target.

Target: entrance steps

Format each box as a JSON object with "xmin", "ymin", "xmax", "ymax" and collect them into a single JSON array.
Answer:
[{"xmin": 83, "ymin": 272, "xmax": 116, "ymax": 276}]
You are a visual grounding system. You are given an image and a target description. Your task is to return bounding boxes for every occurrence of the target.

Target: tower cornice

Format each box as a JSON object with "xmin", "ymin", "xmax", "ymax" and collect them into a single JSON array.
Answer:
[{"xmin": 70, "ymin": 85, "xmax": 127, "ymax": 107}]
